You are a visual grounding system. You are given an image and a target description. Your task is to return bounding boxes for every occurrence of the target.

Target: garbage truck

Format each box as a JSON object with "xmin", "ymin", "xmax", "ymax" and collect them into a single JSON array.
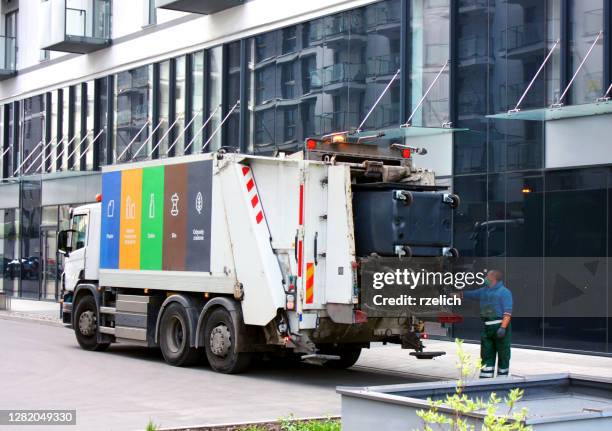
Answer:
[{"xmin": 58, "ymin": 131, "xmax": 460, "ymax": 373}]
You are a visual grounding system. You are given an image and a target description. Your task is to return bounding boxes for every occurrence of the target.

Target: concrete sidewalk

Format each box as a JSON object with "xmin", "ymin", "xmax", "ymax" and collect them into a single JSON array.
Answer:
[
  {"xmin": 3, "ymin": 298, "xmax": 612, "ymax": 382},
  {"xmin": 0, "ymin": 297, "xmax": 61, "ymax": 325}
]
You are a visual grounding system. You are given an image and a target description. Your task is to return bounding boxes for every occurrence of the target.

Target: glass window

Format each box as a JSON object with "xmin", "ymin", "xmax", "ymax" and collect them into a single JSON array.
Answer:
[
  {"xmin": 172, "ymin": 56, "xmax": 186, "ymax": 156},
  {"xmin": 156, "ymin": 60, "xmax": 171, "ymax": 157},
  {"xmin": 114, "ymin": 65, "xmax": 153, "ymax": 162},
  {"xmin": 569, "ymin": 0, "xmax": 604, "ymax": 105},
  {"xmin": 225, "ymin": 42, "xmax": 241, "ymax": 150},
  {"xmin": 188, "ymin": 50, "xmax": 205, "ymax": 154},
  {"xmin": 546, "ymin": 0, "xmax": 562, "ymax": 105},
  {"xmin": 47, "ymin": 90, "xmax": 59, "ymax": 173},
  {"xmin": 20, "ymin": 179, "xmax": 42, "ymax": 299},
  {"xmin": 97, "ymin": 77, "xmax": 109, "ymax": 167},
  {"xmin": 0, "ymin": 208, "xmax": 20, "ymax": 296},
  {"xmin": 70, "ymin": 213, "xmax": 88, "ymax": 251},
  {"xmin": 410, "ymin": 0, "xmax": 449, "ymax": 127},
  {"xmin": 207, "ymin": 46, "xmax": 223, "ymax": 152},
  {"xmin": 60, "ymin": 88, "xmax": 70, "ymax": 171},
  {"xmin": 21, "ymin": 95, "xmax": 45, "ymax": 176},
  {"xmin": 70, "ymin": 84, "xmax": 82, "ymax": 170}
]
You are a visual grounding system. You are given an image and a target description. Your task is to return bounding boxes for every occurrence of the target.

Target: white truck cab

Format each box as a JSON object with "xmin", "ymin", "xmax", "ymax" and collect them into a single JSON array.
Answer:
[{"xmin": 60, "ymin": 203, "xmax": 101, "ymax": 292}]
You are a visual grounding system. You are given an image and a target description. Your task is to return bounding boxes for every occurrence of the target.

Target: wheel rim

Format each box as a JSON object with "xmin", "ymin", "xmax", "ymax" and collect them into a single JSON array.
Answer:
[
  {"xmin": 209, "ymin": 324, "xmax": 231, "ymax": 358},
  {"xmin": 78, "ymin": 310, "xmax": 96, "ymax": 337},
  {"xmin": 165, "ymin": 315, "xmax": 186, "ymax": 354}
]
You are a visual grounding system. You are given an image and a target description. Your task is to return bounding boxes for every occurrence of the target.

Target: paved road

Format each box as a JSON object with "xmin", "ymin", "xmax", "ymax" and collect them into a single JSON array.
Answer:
[{"xmin": 0, "ymin": 319, "xmax": 432, "ymax": 431}]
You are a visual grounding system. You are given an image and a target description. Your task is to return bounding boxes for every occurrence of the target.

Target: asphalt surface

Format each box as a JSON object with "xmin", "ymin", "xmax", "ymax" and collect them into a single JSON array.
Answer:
[{"xmin": 0, "ymin": 318, "xmax": 432, "ymax": 431}]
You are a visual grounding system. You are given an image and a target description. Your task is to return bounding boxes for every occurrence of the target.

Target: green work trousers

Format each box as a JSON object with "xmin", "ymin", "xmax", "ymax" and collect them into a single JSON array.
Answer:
[{"xmin": 480, "ymin": 323, "xmax": 511, "ymax": 378}]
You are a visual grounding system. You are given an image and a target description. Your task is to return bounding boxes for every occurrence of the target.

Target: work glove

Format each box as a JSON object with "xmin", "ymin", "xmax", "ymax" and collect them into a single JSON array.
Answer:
[{"xmin": 496, "ymin": 327, "xmax": 506, "ymax": 339}]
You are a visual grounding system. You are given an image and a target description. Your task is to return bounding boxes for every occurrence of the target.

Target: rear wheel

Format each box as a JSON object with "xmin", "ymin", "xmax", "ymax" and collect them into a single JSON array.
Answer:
[
  {"xmin": 159, "ymin": 303, "xmax": 201, "ymax": 367},
  {"xmin": 320, "ymin": 344, "xmax": 362, "ymax": 369},
  {"xmin": 203, "ymin": 307, "xmax": 252, "ymax": 374},
  {"xmin": 73, "ymin": 294, "xmax": 110, "ymax": 352}
]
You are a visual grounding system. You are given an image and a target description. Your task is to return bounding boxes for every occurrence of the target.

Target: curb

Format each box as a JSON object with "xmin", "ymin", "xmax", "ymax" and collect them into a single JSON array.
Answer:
[
  {"xmin": 0, "ymin": 311, "xmax": 63, "ymax": 327},
  {"xmin": 151, "ymin": 416, "xmax": 341, "ymax": 431}
]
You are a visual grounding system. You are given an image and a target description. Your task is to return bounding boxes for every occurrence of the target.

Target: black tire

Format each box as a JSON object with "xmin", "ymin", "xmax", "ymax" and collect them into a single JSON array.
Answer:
[
  {"xmin": 320, "ymin": 345, "xmax": 362, "ymax": 369},
  {"xmin": 73, "ymin": 294, "xmax": 110, "ymax": 352},
  {"xmin": 203, "ymin": 307, "xmax": 252, "ymax": 374},
  {"xmin": 159, "ymin": 303, "xmax": 201, "ymax": 367}
]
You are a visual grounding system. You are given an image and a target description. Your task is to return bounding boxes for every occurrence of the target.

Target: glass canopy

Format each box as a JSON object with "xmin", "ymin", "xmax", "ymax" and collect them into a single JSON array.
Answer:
[
  {"xmin": 351, "ymin": 125, "xmax": 469, "ymax": 140},
  {"xmin": 487, "ymin": 100, "xmax": 612, "ymax": 122}
]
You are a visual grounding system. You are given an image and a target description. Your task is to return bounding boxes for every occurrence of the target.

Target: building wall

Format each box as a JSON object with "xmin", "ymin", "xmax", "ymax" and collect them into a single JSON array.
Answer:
[{"xmin": 0, "ymin": 0, "xmax": 611, "ymax": 354}]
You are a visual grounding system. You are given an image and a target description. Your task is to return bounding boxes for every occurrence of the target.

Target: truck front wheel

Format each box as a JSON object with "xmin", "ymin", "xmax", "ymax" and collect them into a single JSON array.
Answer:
[
  {"xmin": 203, "ymin": 307, "xmax": 252, "ymax": 374},
  {"xmin": 73, "ymin": 295, "xmax": 110, "ymax": 352},
  {"xmin": 159, "ymin": 303, "xmax": 201, "ymax": 367}
]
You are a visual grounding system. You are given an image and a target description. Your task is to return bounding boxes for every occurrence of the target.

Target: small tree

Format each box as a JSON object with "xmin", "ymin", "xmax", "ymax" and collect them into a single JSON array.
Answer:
[{"xmin": 416, "ymin": 340, "xmax": 531, "ymax": 431}]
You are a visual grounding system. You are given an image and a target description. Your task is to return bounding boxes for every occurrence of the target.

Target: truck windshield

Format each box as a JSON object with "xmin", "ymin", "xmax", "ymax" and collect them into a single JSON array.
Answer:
[{"xmin": 71, "ymin": 214, "xmax": 88, "ymax": 250}]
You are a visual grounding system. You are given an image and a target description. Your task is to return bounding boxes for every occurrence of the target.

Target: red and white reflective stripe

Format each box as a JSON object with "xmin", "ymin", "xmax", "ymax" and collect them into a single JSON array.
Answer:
[
  {"xmin": 241, "ymin": 165, "xmax": 264, "ymax": 225},
  {"xmin": 297, "ymin": 183, "xmax": 304, "ymax": 278}
]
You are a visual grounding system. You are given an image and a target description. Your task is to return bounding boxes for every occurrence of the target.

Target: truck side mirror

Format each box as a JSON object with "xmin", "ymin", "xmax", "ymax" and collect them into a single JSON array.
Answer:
[{"xmin": 58, "ymin": 230, "xmax": 76, "ymax": 256}]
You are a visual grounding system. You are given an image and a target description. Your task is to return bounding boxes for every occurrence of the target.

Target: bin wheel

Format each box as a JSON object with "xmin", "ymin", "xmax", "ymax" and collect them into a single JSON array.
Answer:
[
  {"xmin": 448, "ymin": 194, "xmax": 460, "ymax": 209},
  {"xmin": 159, "ymin": 302, "xmax": 201, "ymax": 367},
  {"xmin": 73, "ymin": 295, "xmax": 110, "ymax": 352},
  {"xmin": 203, "ymin": 307, "xmax": 252, "ymax": 374}
]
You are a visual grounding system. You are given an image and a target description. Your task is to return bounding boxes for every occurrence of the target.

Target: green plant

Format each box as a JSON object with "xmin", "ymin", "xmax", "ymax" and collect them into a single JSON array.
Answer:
[
  {"xmin": 279, "ymin": 415, "xmax": 341, "ymax": 431},
  {"xmin": 240, "ymin": 426, "xmax": 268, "ymax": 431},
  {"xmin": 416, "ymin": 339, "xmax": 531, "ymax": 431},
  {"xmin": 145, "ymin": 419, "xmax": 158, "ymax": 431}
]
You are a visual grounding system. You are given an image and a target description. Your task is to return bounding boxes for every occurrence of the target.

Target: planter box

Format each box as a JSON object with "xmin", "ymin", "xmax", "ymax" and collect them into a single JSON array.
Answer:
[{"xmin": 338, "ymin": 374, "xmax": 612, "ymax": 431}]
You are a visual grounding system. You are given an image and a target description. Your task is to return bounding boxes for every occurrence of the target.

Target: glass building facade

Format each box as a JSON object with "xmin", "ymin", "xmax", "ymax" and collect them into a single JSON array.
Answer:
[{"xmin": 1, "ymin": 0, "xmax": 612, "ymax": 354}]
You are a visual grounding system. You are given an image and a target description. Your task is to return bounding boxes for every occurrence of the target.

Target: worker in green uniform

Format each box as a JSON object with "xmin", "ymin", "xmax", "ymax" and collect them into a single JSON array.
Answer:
[{"xmin": 460, "ymin": 269, "xmax": 512, "ymax": 378}]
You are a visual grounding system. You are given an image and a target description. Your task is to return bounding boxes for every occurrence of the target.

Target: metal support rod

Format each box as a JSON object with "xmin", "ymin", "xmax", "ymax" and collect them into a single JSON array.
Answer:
[
  {"xmin": 65, "ymin": 130, "xmax": 93, "ymax": 166},
  {"xmin": 184, "ymin": 105, "xmax": 221, "ymax": 154},
  {"xmin": 131, "ymin": 120, "xmax": 164, "ymax": 161},
  {"xmin": 116, "ymin": 120, "xmax": 151, "ymax": 162},
  {"xmin": 34, "ymin": 137, "xmax": 60, "ymax": 173},
  {"xmin": 166, "ymin": 110, "xmax": 202, "ymax": 156},
  {"xmin": 201, "ymin": 101, "xmax": 240, "ymax": 153},
  {"xmin": 357, "ymin": 68, "xmax": 400, "ymax": 132},
  {"xmin": 40, "ymin": 136, "xmax": 66, "ymax": 173},
  {"xmin": 147, "ymin": 115, "xmax": 184, "ymax": 159},
  {"xmin": 602, "ymin": 82, "xmax": 612, "ymax": 100},
  {"xmin": 511, "ymin": 39, "xmax": 560, "ymax": 112},
  {"xmin": 51, "ymin": 135, "xmax": 79, "ymax": 172},
  {"xmin": 79, "ymin": 129, "xmax": 105, "ymax": 162},
  {"xmin": 23, "ymin": 139, "xmax": 54, "ymax": 175},
  {"xmin": 403, "ymin": 60, "xmax": 449, "ymax": 127},
  {"xmin": 1, "ymin": 145, "xmax": 11, "ymax": 159},
  {"xmin": 14, "ymin": 140, "xmax": 44, "ymax": 175},
  {"xmin": 557, "ymin": 30, "xmax": 604, "ymax": 106}
]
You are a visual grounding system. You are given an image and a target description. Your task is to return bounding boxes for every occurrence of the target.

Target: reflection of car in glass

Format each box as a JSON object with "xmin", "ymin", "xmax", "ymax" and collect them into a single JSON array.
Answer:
[
  {"xmin": 470, "ymin": 219, "xmax": 524, "ymax": 257},
  {"xmin": 5, "ymin": 257, "xmax": 40, "ymax": 280}
]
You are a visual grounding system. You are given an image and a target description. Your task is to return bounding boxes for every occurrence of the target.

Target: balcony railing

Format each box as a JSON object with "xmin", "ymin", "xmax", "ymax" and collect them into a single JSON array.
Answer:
[
  {"xmin": 458, "ymin": 35, "xmax": 488, "ymax": 60},
  {"xmin": 309, "ymin": 14, "xmax": 364, "ymax": 44},
  {"xmin": 365, "ymin": 2, "xmax": 401, "ymax": 29},
  {"xmin": 458, "ymin": 0, "xmax": 488, "ymax": 10},
  {"xmin": 500, "ymin": 23, "xmax": 545, "ymax": 52},
  {"xmin": 40, "ymin": 0, "xmax": 111, "ymax": 54},
  {"xmin": 367, "ymin": 54, "xmax": 400, "ymax": 77},
  {"xmin": 156, "ymin": 0, "xmax": 243, "ymax": 15},
  {"xmin": 0, "ymin": 36, "xmax": 16, "ymax": 79},
  {"xmin": 310, "ymin": 63, "xmax": 365, "ymax": 88}
]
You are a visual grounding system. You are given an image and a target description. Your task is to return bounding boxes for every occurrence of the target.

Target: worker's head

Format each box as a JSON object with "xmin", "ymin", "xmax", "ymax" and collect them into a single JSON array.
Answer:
[{"xmin": 486, "ymin": 269, "xmax": 504, "ymax": 286}]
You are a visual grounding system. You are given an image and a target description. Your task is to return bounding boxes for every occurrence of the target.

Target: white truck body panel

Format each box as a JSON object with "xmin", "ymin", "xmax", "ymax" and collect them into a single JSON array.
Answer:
[{"xmin": 324, "ymin": 164, "xmax": 356, "ymax": 305}]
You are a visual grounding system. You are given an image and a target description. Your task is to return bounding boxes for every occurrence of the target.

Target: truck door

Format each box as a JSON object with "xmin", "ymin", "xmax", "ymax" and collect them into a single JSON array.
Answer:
[{"xmin": 64, "ymin": 211, "xmax": 89, "ymax": 291}]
